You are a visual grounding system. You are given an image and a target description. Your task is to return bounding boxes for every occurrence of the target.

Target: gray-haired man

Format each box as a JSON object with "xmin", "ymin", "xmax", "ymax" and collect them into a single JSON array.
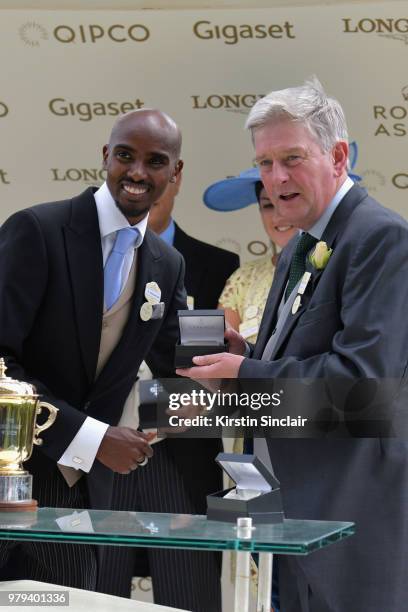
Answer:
[{"xmin": 178, "ymin": 78, "xmax": 408, "ymax": 612}]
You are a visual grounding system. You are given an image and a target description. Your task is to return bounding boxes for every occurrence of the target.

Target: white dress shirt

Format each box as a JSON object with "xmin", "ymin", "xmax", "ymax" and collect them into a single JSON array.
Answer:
[{"xmin": 58, "ymin": 182, "xmax": 148, "ymax": 478}]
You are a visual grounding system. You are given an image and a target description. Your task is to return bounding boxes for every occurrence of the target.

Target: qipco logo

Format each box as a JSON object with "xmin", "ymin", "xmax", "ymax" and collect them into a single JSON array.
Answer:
[{"xmin": 53, "ymin": 23, "xmax": 150, "ymax": 44}]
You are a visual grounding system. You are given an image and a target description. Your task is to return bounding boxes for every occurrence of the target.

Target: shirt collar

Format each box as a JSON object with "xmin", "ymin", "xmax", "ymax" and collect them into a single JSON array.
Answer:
[
  {"xmin": 94, "ymin": 182, "xmax": 148, "ymax": 245},
  {"xmin": 308, "ymin": 176, "xmax": 354, "ymax": 240},
  {"xmin": 159, "ymin": 218, "xmax": 176, "ymax": 246}
]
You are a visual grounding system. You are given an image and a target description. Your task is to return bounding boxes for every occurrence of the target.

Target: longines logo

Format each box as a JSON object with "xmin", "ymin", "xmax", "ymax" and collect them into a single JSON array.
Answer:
[
  {"xmin": 342, "ymin": 17, "xmax": 408, "ymax": 45},
  {"xmin": 192, "ymin": 94, "xmax": 264, "ymax": 112},
  {"xmin": 51, "ymin": 168, "xmax": 106, "ymax": 184},
  {"xmin": 193, "ymin": 20, "xmax": 295, "ymax": 44},
  {"xmin": 372, "ymin": 85, "xmax": 408, "ymax": 137},
  {"xmin": 49, "ymin": 98, "xmax": 144, "ymax": 121},
  {"xmin": 0, "ymin": 101, "xmax": 9, "ymax": 118},
  {"xmin": 18, "ymin": 22, "xmax": 150, "ymax": 46},
  {"xmin": 19, "ymin": 22, "xmax": 48, "ymax": 47},
  {"xmin": 0, "ymin": 170, "xmax": 10, "ymax": 184}
]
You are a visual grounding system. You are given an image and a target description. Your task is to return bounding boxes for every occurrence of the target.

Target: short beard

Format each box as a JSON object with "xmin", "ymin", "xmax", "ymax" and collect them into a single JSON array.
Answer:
[{"xmin": 115, "ymin": 200, "xmax": 150, "ymax": 222}]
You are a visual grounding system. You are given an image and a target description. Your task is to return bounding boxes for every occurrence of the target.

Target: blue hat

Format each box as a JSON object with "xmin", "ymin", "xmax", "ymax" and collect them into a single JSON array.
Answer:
[
  {"xmin": 203, "ymin": 164, "xmax": 361, "ymax": 213},
  {"xmin": 203, "ymin": 167, "xmax": 262, "ymax": 212}
]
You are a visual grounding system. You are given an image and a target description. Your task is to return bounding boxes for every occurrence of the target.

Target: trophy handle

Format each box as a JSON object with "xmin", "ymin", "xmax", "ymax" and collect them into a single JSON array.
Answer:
[{"xmin": 33, "ymin": 401, "xmax": 59, "ymax": 446}]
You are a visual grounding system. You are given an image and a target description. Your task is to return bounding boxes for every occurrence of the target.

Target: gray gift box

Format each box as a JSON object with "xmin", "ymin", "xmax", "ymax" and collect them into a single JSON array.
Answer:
[
  {"xmin": 207, "ymin": 452, "xmax": 284, "ymax": 524},
  {"xmin": 175, "ymin": 309, "xmax": 227, "ymax": 368}
]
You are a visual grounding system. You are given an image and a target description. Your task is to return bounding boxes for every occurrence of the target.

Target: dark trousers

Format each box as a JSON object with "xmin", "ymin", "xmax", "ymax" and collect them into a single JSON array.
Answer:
[
  {"xmin": 97, "ymin": 440, "xmax": 222, "ymax": 612},
  {"xmin": 0, "ymin": 468, "xmax": 97, "ymax": 590}
]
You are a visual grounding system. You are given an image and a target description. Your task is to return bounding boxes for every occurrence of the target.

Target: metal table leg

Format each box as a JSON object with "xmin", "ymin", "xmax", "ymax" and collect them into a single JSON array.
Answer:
[
  {"xmin": 257, "ymin": 552, "xmax": 273, "ymax": 612},
  {"xmin": 233, "ymin": 517, "xmax": 253, "ymax": 612}
]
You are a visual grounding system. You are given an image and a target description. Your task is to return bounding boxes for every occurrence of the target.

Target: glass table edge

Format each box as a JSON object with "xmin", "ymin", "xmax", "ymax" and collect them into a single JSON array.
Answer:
[{"xmin": 0, "ymin": 509, "xmax": 355, "ymax": 555}]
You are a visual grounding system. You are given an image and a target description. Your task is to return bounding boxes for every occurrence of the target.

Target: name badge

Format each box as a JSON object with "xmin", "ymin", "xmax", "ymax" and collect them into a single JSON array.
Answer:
[{"xmin": 145, "ymin": 282, "xmax": 161, "ymax": 304}]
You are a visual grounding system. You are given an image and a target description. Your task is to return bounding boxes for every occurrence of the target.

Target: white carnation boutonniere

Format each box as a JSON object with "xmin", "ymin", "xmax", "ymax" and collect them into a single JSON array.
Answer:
[{"xmin": 309, "ymin": 241, "xmax": 333, "ymax": 270}]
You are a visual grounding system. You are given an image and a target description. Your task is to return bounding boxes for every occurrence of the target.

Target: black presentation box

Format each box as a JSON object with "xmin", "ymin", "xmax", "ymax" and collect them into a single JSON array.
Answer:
[
  {"xmin": 175, "ymin": 309, "xmax": 227, "ymax": 369},
  {"xmin": 207, "ymin": 453, "xmax": 284, "ymax": 524}
]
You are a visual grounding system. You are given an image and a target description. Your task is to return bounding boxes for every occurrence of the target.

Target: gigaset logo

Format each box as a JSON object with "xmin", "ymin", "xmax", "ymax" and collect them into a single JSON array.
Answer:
[
  {"xmin": 193, "ymin": 20, "xmax": 295, "ymax": 44},
  {"xmin": 53, "ymin": 23, "xmax": 150, "ymax": 43},
  {"xmin": 0, "ymin": 102, "xmax": 9, "ymax": 118},
  {"xmin": 49, "ymin": 98, "xmax": 145, "ymax": 121},
  {"xmin": 0, "ymin": 170, "xmax": 10, "ymax": 184}
]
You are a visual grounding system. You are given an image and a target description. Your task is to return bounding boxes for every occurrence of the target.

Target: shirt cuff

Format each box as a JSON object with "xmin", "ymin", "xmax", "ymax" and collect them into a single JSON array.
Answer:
[{"xmin": 57, "ymin": 417, "xmax": 109, "ymax": 473}]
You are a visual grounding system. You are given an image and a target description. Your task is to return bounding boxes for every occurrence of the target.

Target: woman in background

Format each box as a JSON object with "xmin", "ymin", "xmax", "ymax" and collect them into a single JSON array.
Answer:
[{"xmin": 203, "ymin": 167, "xmax": 297, "ymax": 340}]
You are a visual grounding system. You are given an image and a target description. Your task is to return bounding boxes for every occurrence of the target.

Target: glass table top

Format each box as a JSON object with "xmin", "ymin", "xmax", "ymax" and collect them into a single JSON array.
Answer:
[{"xmin": 0, "ymin": 508, "xmax": 354, "ymax": 555}]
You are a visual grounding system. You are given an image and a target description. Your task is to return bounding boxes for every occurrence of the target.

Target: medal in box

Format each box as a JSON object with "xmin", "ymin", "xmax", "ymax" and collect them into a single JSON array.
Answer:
[{"xmin": 207, "ymin": 452, "xmax": 284, "ymax": 524}]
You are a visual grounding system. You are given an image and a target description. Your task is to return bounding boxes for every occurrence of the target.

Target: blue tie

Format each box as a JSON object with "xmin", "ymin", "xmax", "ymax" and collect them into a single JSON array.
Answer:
[{"xmin": 104, "ymin": 227, "xmax": 140, "ymax": 310}]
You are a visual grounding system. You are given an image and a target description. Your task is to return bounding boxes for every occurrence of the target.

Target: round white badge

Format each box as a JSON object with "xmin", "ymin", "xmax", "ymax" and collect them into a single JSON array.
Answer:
[
  {"xmin": 145, "ymin": 282, "xmax": 161, "ymax": 304},
  {"xmin": 140, "ymin": 302, "xmax": 153, "ymax": 322}
]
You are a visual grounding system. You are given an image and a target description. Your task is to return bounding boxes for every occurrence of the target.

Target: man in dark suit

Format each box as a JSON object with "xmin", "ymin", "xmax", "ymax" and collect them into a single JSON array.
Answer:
[
  {"xmin": 148, "ymin": 170, "xmax": 240, "ymax": 309},
  {"xmin": 0, "ymin": 109, "xmax": 186, "ymax": 589},
  {"xmin": 98, "ymin": 172, "xmax": 240, "ymax": 611},
  {"xmin": 177, "ymin": 78, "xmax": 408, "ymax": 611}
]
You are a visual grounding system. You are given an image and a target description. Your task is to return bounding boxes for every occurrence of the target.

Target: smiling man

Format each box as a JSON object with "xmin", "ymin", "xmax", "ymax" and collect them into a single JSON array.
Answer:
[
  {"xmin": 0, "ymin": 110, "xmax": 189, "ymax": 597},
  {"xmin": 178, "ymin": 79, "xmax": 408, "ymax": 611},
  {"xmin": 103, "ymin": 111, "xmax": 183, "ymax": 223}
]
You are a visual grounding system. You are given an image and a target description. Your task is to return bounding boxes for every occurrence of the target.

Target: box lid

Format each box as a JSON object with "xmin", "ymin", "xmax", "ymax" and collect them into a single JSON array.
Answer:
[
  {"xmin": 178, "ymin": 309, "xmax": 225, "ymax": 346},
  {"xmin": 215, "ymin": 452, "xmax": 280, "ymax": 493}
]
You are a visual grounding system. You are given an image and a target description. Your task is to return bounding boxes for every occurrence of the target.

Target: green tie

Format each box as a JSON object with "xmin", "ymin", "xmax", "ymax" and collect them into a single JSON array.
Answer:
[{"xmin": 285, "ymin": 233, "xmax": 317, "ymax": 301}]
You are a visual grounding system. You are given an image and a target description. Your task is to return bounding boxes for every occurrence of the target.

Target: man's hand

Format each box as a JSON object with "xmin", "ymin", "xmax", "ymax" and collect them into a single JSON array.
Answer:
[
  {"xmin": 176, "ymin": 352, "xmax": 244, "ymax": 380},
  {"xmin": 225, "ymin": 328, "xmax": 247, "ymax": 356},
  {"xmin": 96, "ymin": 426, "xmax": 154, "ymax": 474},
  {"xmin": 175, "ymin": 328, "xmax": 246, "ymax": 381}
]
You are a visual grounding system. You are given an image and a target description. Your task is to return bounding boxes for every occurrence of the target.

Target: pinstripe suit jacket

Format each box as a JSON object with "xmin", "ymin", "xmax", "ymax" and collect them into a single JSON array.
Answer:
[{"xmin": 0, "ymin": 187, "xmax": 187, "ymax": 510}]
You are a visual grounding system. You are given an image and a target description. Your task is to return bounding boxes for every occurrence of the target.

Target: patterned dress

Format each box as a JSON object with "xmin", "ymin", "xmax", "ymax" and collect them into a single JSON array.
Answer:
[{"xmin": 219, "ymin": 254, "xmax": 274, "ymax": 344}]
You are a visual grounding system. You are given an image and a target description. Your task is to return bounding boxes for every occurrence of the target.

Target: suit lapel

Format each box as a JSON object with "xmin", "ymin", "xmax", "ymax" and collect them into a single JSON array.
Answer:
[
  {"xmin": 260, "ymin": 183, "xmax": 368, "ymax": 361},
  {"xmin": 253, "ymin": 243, "xmax": 293, "ymax": 358},
  {"xmin": 63, "ymin": 188, "xmax": 103, "ymax": 385}
]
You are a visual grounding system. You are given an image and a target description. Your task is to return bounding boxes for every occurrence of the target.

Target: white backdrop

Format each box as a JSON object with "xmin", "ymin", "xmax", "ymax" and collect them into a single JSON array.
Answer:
[
  {"xmin": 0, "ymin": 3, "xmax": 406, "ymax": 607},
  {"xmin": 0, "ymin": 3, "xmax": 406, "ymax": 260}
]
